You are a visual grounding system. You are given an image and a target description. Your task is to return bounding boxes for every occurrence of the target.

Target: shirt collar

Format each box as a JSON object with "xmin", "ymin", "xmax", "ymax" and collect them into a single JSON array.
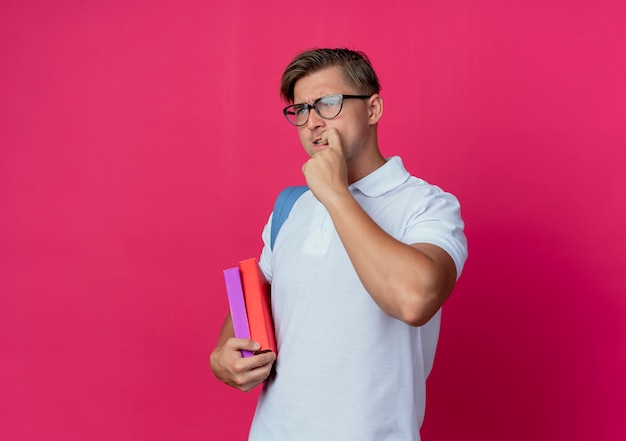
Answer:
[{"xmin": 349, "ymin": 156, "xmax": 411, "ymax": 197}]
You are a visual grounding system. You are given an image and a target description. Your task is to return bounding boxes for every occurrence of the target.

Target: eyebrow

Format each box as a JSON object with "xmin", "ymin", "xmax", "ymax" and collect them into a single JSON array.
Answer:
[
  {"xmin": 292, "ymin": 93, "xmax": 333, "ymax": 106},
  {"xmin": 292, "ymin": 98, "xmax": 315, "ymax": 106}
]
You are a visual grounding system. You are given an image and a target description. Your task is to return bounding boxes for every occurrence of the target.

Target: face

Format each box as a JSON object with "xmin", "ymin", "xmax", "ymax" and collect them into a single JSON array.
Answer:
[{"xmin": 292, "ymin": 66, "xmax": 379, "ymax": 160}]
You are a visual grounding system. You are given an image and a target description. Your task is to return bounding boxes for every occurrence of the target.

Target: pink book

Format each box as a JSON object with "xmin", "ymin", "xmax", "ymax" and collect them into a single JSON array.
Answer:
[{"xmin": 223, "ymin": 267, "xmax": 253, "ymax": 358}]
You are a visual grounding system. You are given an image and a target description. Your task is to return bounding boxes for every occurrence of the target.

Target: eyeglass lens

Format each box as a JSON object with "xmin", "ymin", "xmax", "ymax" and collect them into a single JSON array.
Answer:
[{"xmin": 287, "ymin": 94, "xmax": 344, "ymax": 126}]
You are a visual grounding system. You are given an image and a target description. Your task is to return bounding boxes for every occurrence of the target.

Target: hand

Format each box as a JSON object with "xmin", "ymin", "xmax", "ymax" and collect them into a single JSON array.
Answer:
[
  {"xmin": 210, "ymin": 338, "xmax": 276, "ymax": 392},
  {"xmin": 302, "ymin": 128, "xmax": 349, "ymax": 204}
]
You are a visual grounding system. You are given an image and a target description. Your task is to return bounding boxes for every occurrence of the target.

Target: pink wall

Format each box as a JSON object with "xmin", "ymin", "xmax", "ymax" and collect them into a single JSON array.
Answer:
[{"xmin": 1, "ymin": 1, "xmax": 624, "ymax": 440}]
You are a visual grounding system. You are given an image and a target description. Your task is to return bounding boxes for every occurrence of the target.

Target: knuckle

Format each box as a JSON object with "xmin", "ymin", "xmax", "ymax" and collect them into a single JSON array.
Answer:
[
  {"xmin": 233, "ymin": 374, "xmax": 246, "ymax": 386},
  {"xmin": 232, "ymin": 359, "xmax": 246, "ymax": 374}
]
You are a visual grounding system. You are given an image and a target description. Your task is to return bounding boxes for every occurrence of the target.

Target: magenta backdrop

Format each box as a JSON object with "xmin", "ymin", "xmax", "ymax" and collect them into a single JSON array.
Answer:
[{"xmin": 1, "ymin": 1, "xmax": 625, "ymax": 440}]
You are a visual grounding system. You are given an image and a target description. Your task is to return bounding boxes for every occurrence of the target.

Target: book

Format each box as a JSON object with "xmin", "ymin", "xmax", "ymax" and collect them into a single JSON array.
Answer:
[
  {"xmin": 223, "ymin": 267, "xmax": 253, "ymax": 358},
  {"xmin": 238, "ymin": 258, "xmax": 277, "ymax": 355}
]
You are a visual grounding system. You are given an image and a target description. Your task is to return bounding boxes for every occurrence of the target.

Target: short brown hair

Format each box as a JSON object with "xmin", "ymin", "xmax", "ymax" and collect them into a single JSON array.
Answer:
[{"xmin": 279, "ymin": 48, "xmax": 381, "ymax": 103}]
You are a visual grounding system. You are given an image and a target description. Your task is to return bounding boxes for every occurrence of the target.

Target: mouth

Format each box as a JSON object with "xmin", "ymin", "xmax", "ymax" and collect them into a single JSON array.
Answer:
[{"xmin": 312, "ymin": 138, "xmax": 328, "ymax": 148}]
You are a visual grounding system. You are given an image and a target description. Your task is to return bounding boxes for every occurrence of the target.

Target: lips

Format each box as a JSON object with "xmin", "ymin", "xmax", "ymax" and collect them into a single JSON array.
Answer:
[
  {"xmin": 311, "ymin": 130, "xmax": 328, "ymax": 150},
  {"xmin": 312, "ymin": 139, "xmax": 329, "ymax": 151},
  {"xmin": 312, "ymin": 134, "xmax": 327, "ymax": 146}
]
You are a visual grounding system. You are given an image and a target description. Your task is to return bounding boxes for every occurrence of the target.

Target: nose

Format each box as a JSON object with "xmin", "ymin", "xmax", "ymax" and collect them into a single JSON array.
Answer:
[{"xmin": 306, "ymin": 107, "xmax": 325, "ymax": 130}]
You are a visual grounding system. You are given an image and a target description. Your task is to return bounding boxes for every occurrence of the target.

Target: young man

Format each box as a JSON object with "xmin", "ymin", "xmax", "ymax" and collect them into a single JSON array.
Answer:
[{"xmin": 210, "ymin": 48, "xmax": 467, "ymax": 440}]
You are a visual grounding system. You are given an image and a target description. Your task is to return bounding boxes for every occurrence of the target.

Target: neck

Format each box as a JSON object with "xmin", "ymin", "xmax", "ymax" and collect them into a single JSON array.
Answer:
[{"xmin": 346, "ymin": 148, "xmax": 386, "ymax": 185}]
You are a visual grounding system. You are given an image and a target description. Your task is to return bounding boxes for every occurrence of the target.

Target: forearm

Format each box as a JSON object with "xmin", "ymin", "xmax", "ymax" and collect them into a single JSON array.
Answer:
[
  {"xmin": 215, "ymin": 313, "xmax": 235, "ymax": 348},
  {"xmin": 210, "ymin": 314, "xmax": 235, "ymax": 377},
  {"xmin": 324, "ymin": 190, "xmax": 456, "ymax": 326}
]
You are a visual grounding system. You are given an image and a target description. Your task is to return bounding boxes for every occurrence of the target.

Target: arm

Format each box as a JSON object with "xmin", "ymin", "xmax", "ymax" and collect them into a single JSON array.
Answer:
[
  {"xmin": 302, "ymin": 129, "xmax": 458, "ymax": 326},
  {"xmin": 210, "ymin": 313, "xmax": 276, "ymax": 392},
  {"xmin": 324, "ymin": 191, "xmax": 456, "ymax": 326}
]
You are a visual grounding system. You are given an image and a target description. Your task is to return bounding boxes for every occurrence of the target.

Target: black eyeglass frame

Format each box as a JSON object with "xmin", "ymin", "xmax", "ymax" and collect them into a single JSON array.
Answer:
[{"xmin": 282, "ymin": 94, "xmax": 373, "ymax": 126}]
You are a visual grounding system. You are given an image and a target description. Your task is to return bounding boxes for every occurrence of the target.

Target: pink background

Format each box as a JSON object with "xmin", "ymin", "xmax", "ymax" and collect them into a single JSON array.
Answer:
[{"xmin": 1, "ymin": 1, "xmax": 625, "ymax": 440}]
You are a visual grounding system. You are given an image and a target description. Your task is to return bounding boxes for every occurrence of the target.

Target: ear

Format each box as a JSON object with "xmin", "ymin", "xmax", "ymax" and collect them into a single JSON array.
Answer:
[{"xmin": 367, "ymin": 94, "xmax": 383, "ymax": 125}]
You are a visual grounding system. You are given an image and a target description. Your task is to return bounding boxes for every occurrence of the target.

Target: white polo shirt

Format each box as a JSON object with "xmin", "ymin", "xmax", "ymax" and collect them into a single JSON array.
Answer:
[{"xmin": 250, "ymin": 156, "xmax": 467, "ymax": 441}]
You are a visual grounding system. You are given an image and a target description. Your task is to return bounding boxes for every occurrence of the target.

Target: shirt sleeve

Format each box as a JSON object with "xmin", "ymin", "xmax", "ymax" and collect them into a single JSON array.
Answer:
[
  {"xmin": 402, "ymin": 188, "xmax": 468, "ymax": 278},
  {"xmin": 258, "ymin": 212, "xmax": 274, "ymax": 283}
]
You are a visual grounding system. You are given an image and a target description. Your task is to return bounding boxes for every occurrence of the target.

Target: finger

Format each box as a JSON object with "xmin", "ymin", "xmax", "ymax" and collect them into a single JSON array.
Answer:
[
  {"xmin": 232, "ymin": 352, "xmax": 276, "ymax": 390},
  {"xmin": 259, "ymin": 350, "xmax": 276, "ymax": 364},
  {"xmin": 321, "ymin": 128, "xmax": 343, "ymax": 156},
  {"xmin": 239, "ymin": 362, "xmax": 274, "ymax": 391},
  {"xmin": 230, "ymin": 350, "xmax": 273, "ymax": 377},
  {"xmin": 227, "ymin": 337, "xmax": 261, "ymax": 353},
  {"xmin": 233, "ymin": 350, "xmax": 275, "ymax": 372},
  {"xmin": 231, "ymin": 361, "xmax": 274, "ymax": 392},
  {"xmin": 248, "ymin": 350, "xmax": 276, "ymax": 368}
]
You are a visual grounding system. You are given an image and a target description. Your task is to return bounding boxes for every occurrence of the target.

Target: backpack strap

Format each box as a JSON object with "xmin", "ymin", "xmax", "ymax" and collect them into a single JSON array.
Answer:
[{"xmin": 270, "ymin": 186, "xmax": 308, "ymax": 251}]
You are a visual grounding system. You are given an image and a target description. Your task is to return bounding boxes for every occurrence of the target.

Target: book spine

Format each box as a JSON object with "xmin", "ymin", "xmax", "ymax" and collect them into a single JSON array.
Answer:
[{"xmin": 223, "ymin": 267, "xmax": 253, "ymax": 358}]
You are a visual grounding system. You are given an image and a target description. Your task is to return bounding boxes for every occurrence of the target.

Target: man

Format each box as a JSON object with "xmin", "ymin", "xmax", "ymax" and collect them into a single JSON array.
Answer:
[{"xmin": 210, "ymin": 48, "xmax": 467, "ymax": 441}]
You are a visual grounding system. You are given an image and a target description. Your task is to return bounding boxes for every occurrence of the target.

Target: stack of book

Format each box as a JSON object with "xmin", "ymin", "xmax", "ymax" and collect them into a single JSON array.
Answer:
[{"xmin": 223, "ymin": 258, "xmax": 277, "ymax": 357}]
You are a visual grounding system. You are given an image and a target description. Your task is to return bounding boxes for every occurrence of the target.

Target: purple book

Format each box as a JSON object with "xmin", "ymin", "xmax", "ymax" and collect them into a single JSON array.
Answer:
[{"xmin": 223, "ymin": 267, "xmax": 253, "ymax": 357}]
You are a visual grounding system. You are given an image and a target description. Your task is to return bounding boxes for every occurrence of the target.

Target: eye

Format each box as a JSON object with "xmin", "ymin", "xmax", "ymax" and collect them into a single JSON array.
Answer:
[
  {"xmin": 319, "ymin": 95, "xmax": 342, "ymax": 107},
  {"xmin": 293, "ymin": 104, "xmax": 308, "ymax": 115}
]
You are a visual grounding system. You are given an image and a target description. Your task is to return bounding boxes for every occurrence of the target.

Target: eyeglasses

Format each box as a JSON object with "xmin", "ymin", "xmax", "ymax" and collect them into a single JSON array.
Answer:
[{"xmin": 283, "ymin": 94, "xmax": 372, "ymax": 126}]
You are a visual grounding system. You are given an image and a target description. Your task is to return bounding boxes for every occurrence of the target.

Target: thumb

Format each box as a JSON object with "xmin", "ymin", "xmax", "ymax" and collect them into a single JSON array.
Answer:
[
  {"xmin": 244, "ymin": 339, "xmax": 262, "ymax": 352},
  {"xmin": 230, "ymin": 338, "xmax": 261, "ymax": 352}
]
